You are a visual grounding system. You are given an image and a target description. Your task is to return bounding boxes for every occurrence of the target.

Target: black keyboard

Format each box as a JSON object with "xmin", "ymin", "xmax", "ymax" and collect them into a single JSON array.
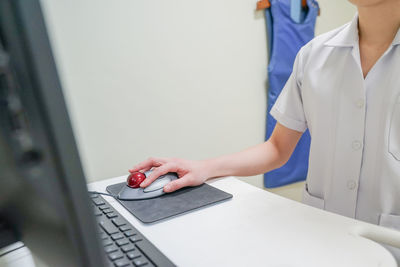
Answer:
[{"xmin": 90, "ymin": 193, "xmax": 176, "ymax": 267}]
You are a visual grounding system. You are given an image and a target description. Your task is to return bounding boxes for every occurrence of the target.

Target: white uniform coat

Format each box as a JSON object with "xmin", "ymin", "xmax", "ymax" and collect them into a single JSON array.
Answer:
[{"xmin": 271, "ymin": 16, "xmax": 400, "ymax": 231}]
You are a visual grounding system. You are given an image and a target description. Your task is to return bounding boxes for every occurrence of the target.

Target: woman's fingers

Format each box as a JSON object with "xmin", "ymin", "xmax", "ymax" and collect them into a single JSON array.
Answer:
[
  {"xmin": 129, "ymin": 157, "xmax": 166, "ymax": 173},
  {"xmin": 139, "ymin": 162, "xmax": 180, "ymax": 188},
  {"xmin": 163, "ymin": 175, "xmax": 194, "ymax": 193}
]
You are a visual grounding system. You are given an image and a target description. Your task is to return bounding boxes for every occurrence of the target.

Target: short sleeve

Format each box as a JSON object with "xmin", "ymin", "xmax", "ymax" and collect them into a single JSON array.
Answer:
[{"xmin": 270, "ymin": 47, "xmax": 308, "ymax": 132}]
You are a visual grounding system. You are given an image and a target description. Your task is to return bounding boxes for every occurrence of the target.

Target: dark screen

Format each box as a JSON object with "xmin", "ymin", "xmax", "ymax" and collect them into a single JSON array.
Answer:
[{"xmin": 0, "ymin": 1, "xmax": 106, "ymax": 266}]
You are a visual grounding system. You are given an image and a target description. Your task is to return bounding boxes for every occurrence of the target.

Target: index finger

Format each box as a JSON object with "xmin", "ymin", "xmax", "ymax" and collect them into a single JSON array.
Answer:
[
  {"xmin": 129, "ymin": 157, "xmax": 167, "ymax": 173},
  {"xmin": 140, "ymin": 162, "xmax": 179, "ymax": 188}
]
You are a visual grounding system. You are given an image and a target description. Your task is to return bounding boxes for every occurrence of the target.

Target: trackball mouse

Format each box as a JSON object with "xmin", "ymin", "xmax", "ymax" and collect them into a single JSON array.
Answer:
[{"xmin": 117, "ymin": 170, "xmax": 178, "ymax": 200}]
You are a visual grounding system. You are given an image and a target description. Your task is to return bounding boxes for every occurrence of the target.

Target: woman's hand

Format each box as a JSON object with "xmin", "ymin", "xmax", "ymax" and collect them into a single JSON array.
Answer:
[{"xmin": 129, "ymin": 157, "xmax": 210, "ymax": 193}]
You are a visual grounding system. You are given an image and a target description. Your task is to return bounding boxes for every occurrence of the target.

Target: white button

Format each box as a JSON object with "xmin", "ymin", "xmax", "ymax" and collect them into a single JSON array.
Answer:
[
  {"xmin": 352, "ymin": 140, "xmax": 362, "ymax": 150},
  {"xmin": 347, "ymin": 180, "xmax": 357, "ymax": 190},
  {"xmin": 356, "ymin": 99, "xmax": 364, "ymax": 109}
]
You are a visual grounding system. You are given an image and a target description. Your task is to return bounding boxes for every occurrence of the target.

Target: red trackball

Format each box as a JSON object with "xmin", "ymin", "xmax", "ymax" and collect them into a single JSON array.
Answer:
[{"xmin": 127, "ymin": 172, "xmax": 146, "ymax": 188}]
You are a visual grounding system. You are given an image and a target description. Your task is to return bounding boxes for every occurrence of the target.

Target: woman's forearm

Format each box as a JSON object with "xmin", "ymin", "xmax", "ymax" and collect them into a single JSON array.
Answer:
[
  {"xmin": 203, "ymin": 141, "xmax": 286, "ymax": 179},
  {"xmin": 203, "ymin": 123, "xmax": 303, "ymax": 179}
]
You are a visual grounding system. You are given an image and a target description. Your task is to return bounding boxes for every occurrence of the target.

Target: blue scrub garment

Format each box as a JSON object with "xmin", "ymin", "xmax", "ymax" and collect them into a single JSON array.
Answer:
[{"xmin": 264, "ymin": 0, "xmax": 319, "ymax": 188}]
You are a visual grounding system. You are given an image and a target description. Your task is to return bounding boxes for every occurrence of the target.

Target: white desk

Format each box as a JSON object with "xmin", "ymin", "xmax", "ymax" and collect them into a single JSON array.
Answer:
[
  {"xmin": 2, "ymin": 176, "xmax": 400, "ymax": 267},
  {"xmin": 90, "ymin": 176, "xmax": 400, "ymax": 267}
]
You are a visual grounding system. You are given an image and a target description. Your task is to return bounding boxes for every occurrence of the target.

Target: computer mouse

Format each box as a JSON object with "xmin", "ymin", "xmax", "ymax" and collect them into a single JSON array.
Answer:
[{"xmin": 117, "ymin": 170, "xmax": 178, "ymax": 200}]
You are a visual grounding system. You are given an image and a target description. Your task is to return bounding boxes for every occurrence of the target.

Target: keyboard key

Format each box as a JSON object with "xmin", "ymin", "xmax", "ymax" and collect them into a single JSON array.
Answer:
[
  {"xmin": 99, "ymin": 220, "xmax": 119, "ymax": 235},
  {"xmin": 90, "ymin": 193, "xmax": 99, "ymax": 198},
  {"xmin": 107, "ymin": 212, "xmax": 118, "ymax": 219},
  {"xmin": 129, "ymin": 236, "xmax": 142, "ymax": 243},
  {"xmin": 126, "ymin": 250, "xmax": 141, "ymax": 260},
  {"xmin": 111, "ymin": 233, "xmax": 124, "ymax": 240},
  {"xmin": 99, "ymin": 205, "xmax": 111, "ymax": 210},
  {"xmin": 100, "ymin": 232, "xmax": 108, "ymax": 240},
  {"xmin": 92, "ymin": 198, "xmax": 105, "ymax": 206},
  {"xmin": 93, "ymin": 208, "xmax": 102, "ymax": 216},
  {"xmin": 119, "ymin": 225, "xmax": 131, "ymax": 232},
  {"xmin": 116, "ymin": 238, "xmax": 129, "ymax": 247},
  {"xmin": 108, "ymin": 251, "xmax": 124, "ymax": 261},
  {"xmin": 124, "ymin": 230, "xmax": 135, "ymax": 237},
  {"xmin": 104, "ymin": 244, "xmax": 118, "ymax": 253},
  {"xmin": 121, "ymin": 243, "xmax": 135, "ymax": 253},
  {"xmin": 114, "ymin": 258, "xmax": 131, "ymax": 267},
  {"xmin": 112, "ymin": 218, "xmax": 126, "ymax": 227},
  {"xmin": 103, "ymin": 208, "xmax": 113, "ymax": 214},
  {"xmin": 133, "ymin": 257, "xmax": 148, "ymax": 266},
  {"xmin": 102, "ymin": 238, "xmax": 113, "ymax": 247}
]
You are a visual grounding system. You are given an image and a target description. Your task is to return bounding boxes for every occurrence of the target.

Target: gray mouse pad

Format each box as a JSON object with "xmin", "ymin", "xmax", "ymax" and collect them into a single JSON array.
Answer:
[{"xmin": 106, "ymin": 182, "xmax": 233, "ymax": 224}]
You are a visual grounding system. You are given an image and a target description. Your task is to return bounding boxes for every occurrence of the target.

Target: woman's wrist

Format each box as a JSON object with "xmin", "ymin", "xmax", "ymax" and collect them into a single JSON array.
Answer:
[{"xmin": 200, "ymin": 157, "xmax": 229, "ymax": 181}]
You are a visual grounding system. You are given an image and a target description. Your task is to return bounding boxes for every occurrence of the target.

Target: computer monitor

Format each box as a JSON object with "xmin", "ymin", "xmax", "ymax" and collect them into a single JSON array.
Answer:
[{"xmin": 0, "ymin": 0, "xmax": 107, "ymax": 266}]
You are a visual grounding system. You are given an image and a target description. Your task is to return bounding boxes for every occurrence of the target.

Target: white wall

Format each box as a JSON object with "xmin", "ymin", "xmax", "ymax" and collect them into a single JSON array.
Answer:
[
  {"xmin": 315, "ymin": 0, "xmax": 357, "ymax": 35},
  {"xmin": 40, "ymin": 0, "xmax": 356, "ymax": 193}
]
